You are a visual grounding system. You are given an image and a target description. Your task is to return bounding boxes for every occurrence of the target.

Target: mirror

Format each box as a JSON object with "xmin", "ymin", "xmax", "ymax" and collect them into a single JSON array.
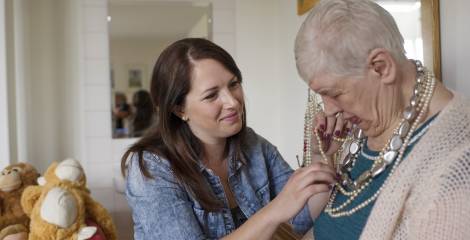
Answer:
[
  {"xmin": 376, "ymin": 0, "xmax": 441, "ymax": 80},
  {"xmin": 109, "ymin": 1, "xmax": 212, "ymax": 138}
]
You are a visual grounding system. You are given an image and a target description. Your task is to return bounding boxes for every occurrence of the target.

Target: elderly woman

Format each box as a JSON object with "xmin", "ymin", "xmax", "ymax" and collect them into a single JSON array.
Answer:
[{"xmin": 295, "ymin": 0, "xmax": 470, "ymax": 239}]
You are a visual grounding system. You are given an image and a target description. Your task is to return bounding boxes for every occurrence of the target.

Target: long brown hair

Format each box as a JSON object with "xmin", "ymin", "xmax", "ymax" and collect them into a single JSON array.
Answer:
[{"xmin": 121, "ymin": 38, "xmax": 246, "ymax": 211}]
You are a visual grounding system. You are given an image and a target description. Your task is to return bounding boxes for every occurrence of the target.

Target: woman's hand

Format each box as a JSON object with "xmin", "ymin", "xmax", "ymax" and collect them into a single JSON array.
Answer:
[
  {"xmin": 267, "ymin": 162, "xmax": 336, "ymax": 224},
  {"xmin": 312, "ymin": 112, "xmax": 351, "ymax": 158}
]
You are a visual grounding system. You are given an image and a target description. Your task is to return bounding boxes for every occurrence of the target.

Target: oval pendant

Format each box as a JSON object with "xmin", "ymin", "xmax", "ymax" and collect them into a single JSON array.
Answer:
[
  {"xmin": 383, "ymin": 150, "xmax": 398, "ymax": 165},
  {"xmin": 398, "ymin": 121, "xmax": 410, "ymax": 138},
  {"xmin": 356, "ymin": 171, "xmax": 371, "ymax": 187},
  {"xmin": 371, "ymin": 161, "xmax": 387, "ymax": 178},
  {"xmin": 413, "ymin": 85, "xmax": 420, "ymax": 95},
  {"xmin": 389, "ymin": 135, "xmax": 403, "ymax": 151},
  {"xmin": 349, "ymin": 141, "xmax": 360, "ymax": 155},
  {"xmin": 410, "ymin": 94, "xmax": 418, "ymax": 107},
  {"xmin": 403, "ymin": 106, "xmax": 417, "ymax": 120}
]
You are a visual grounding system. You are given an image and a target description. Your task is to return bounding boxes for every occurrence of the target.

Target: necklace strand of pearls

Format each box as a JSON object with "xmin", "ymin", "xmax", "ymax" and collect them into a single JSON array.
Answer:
[
  {"xmin": 301, "ymin": 61, "xmax": 436, "ymax": 217},
  {"xmin": 325, "ymin": 66, "xmax": 435, "ymax": 217}
]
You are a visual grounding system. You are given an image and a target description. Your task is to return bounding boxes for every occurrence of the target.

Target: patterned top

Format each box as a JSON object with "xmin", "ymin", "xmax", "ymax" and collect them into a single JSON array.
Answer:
[{"xmin": 313, "ymin": 114, "xmax": 438, "ymax": 240}]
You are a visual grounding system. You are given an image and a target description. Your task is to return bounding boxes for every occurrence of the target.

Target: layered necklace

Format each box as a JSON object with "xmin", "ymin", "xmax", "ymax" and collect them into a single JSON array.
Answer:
[{"xmin": 301, "ymin": 60, "xmax": 436, "ymax": 217}]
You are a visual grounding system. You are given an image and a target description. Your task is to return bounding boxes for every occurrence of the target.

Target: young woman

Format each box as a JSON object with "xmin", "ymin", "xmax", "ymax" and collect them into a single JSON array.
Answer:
[{"xmin": 122, "ymin": 38, "xmax": 336, "ymax": 239}]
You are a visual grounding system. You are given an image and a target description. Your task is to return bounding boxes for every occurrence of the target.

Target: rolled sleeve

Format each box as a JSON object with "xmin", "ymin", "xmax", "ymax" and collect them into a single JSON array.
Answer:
[{"xmin": 265, "ymin": 144, "xmax": 313, "ymax": 234}]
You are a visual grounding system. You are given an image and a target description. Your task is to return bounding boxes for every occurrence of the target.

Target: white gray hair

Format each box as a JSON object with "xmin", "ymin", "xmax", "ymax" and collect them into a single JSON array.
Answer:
[{"xmin": 295, "ymin": 0, "xmax": 407, "ymax": 83}]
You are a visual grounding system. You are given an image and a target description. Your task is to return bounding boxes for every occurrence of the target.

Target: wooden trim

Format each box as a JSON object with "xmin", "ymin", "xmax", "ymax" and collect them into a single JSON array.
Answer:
[
  {"xmin": 297, "ymin": 0, "xmax": 319, "ymax": 16},
  {"xmin": 431, "ymin": 0, "xmax": 441, "ymax": 81},
  {"xmin": 421, "ymin": 0, "xmax": 442, "ymax": 81}
]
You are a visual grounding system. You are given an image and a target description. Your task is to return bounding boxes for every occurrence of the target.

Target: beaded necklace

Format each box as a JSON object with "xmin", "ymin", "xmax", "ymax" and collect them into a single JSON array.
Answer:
[{"xmin": 301, "ymin": 60, "xmax": 436, "ymax": 217}]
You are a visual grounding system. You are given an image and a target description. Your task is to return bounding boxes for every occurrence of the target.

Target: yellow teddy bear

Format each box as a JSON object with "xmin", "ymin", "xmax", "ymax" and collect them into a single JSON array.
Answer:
[{"xmin": 21, "ymin": 159, "xmax": 117, "ymax": 240}]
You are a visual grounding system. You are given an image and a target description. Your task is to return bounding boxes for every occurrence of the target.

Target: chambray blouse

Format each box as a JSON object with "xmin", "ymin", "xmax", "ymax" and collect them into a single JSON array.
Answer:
[{"xmin": 125, "ymin": 128, "xmax": 312, "ymax": 239}]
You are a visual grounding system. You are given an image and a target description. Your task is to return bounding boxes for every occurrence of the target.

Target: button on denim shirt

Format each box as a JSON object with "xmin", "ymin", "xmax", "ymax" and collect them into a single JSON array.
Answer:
[{"xmin": 126, "ymin": 129, "xmax": 313, "ymax": 239}]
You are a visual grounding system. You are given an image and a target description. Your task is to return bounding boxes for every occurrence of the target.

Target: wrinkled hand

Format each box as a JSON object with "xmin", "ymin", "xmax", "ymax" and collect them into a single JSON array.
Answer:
[
  {"xmin": 312, "ymin": 112, "xmax": 351, "ymax": 158},
  {"xmin": 269, "ymin": 162, "xmax": 336, "ymax": 224}
]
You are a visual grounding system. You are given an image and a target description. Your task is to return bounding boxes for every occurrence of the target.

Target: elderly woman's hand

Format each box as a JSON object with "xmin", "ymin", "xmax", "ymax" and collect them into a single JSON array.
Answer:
[{"xmin": 312, "ymin": 112, "xmax": 350, "ymax": 158}]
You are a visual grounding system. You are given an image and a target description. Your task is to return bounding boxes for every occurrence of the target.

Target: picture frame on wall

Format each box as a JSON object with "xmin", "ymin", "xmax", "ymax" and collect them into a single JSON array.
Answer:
[{"xmin": 127, "ymin": 65, "xmax": 146, "ymax": 88}]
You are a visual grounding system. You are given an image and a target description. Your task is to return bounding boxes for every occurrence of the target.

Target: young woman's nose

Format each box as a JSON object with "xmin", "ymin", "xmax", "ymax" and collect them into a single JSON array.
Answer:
[{"xmin": 220, "ymin": 89, "xmax": 239, "ymax": 108}]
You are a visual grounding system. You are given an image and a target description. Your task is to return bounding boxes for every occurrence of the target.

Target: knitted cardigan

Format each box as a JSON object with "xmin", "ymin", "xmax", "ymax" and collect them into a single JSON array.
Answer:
[{"xmin": 306, "ymin": 94, "xmax": 470, "ymax": 240}]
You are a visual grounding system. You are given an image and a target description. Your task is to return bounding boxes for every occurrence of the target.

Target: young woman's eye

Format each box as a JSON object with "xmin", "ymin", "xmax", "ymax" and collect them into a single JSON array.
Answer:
[
  {"xmin": 204, "ymin": 93, "xmax": 217, "ymax": 100},
  {"xmin": 229, "ymin": 80, "xmax": 241, "ymax": 88}
]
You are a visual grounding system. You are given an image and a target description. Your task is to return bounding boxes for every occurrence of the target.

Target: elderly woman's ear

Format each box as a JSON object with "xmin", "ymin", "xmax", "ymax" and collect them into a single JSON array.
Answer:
[{"xmin": 367, "ymin": 48, "xmax": 397, "ymax": 85}]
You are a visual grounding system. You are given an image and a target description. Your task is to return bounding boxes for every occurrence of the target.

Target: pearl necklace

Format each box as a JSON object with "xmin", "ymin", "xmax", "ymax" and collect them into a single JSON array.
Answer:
[{"xmin": 301, "ymin": 60, "xmax": 436, "ymax": 217}]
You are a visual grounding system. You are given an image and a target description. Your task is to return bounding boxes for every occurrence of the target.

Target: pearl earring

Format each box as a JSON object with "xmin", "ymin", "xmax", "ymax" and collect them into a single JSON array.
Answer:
[{"xmin": 182, "ymin": 116, "xmax": 189, "ymax": 121}]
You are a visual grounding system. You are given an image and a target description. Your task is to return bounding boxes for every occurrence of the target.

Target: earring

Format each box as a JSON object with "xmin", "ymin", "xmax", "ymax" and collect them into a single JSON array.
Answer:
[{"xmin": 182, "ymin": 116, "xmax": 189, "ymax": 121}]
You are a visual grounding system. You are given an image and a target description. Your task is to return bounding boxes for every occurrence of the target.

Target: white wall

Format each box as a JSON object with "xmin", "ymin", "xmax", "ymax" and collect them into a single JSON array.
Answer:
[
  {"xmin": 235, "ymin": 0, "xmax": 282, "ymax": 156},
  {"xmin": 440, "ymin": 0, "xmax": 470, "ymax": 97},
  {"xmin": 5, "ymin": 0, "xmax": 80, "ymax": 172},
  {"xmin": 235, "ymin": 0, "xmax": 307, "ymax": 168},
  {"xmin": 187, "ymin": 12, "xmax": 210, "ymax": 38},
  {"xmin": 0, "ymin": 0, "xmax": 11, "ymax": 169}
]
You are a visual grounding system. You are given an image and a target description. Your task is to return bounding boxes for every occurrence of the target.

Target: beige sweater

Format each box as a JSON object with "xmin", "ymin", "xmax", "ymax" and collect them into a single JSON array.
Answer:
[{"xmin": 307, "ymin": 94, "xmax": 470, "ymax": 240}]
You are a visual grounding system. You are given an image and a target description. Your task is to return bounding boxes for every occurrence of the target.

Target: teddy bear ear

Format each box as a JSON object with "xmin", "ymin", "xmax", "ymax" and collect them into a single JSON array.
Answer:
[{"xmin": 54, "ymin": 158, "xmax": 83, "ymax": 183}]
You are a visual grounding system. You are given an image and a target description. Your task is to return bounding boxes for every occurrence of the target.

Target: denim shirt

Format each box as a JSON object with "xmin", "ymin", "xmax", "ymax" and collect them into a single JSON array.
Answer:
[{"xmin": 125, "ymin": 128, "xmax": 313, "ymax": 239}]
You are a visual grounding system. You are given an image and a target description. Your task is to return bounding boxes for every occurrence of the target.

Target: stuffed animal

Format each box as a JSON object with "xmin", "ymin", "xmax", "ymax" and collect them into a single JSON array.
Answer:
[
  {"xmin": 0, "ymin": 163, "xmax": 40, "ymax": 240},
  {"xmin": 21, "ymin": 159, "xmax": 117, "ymax": 240},
  {"xmin": 0, "ymin": 224, "xmax": 28, "ymax": 240}
]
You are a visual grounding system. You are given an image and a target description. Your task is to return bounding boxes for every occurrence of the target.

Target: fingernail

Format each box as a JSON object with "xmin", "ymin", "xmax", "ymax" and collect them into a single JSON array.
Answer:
[
  {"xmin": 346, "ymin": 128, "xmax": 351, "ymax": 134},
  {"xmin": 334, "ymin": 130, "xmax": 341, "ymax": 137},
  {"xmin": 320, "ymin": 124, "xmax": 325, "ymax": 131}
]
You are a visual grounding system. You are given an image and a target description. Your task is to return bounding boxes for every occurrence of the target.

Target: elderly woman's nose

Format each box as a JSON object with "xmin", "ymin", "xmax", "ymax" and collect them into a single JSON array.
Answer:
[{"xmin": 323, "ymin": 99, "xmax": 340, "ymax": 116}]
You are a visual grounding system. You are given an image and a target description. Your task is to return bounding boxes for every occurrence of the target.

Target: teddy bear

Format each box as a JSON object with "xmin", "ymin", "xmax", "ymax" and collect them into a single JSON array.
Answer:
[
  {"xmin": 21, "ymin": 159, "xmax": 117, "ymax": 240},
  {"xmin": 0, "ymin": 163, "xmax": 40, "ymax": 240}
]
